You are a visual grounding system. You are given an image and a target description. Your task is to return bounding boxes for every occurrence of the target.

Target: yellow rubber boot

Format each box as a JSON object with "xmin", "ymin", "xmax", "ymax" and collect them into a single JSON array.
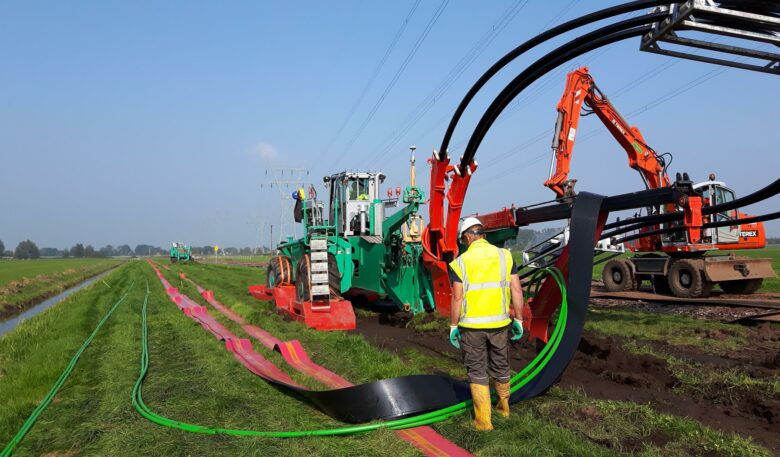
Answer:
[
  {"xmin": 495, "ymin": 382, "xmax": 511, "ymax": 418},
  {"xmin": 469, "ymin": 383, "xmax": 493, "ymax": 431}
]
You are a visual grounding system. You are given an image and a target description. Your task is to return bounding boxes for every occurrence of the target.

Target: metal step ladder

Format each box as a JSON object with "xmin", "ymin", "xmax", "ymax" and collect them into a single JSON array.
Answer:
[{"xmin": 309, "ymin": 237, "xmax": 331, "ymax": 309}]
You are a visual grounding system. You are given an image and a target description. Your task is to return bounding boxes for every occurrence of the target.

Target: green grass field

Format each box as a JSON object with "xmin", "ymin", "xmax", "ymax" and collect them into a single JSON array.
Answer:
[
  {"xmin": 0, "ymin": 258, "xmax": 122, "ymax": 318},
  {"xmin": 0, "ymin": 258, "xmax": 118, "ymax": 286},
  {"xmin": 1, "ymin": 261, "xmax": 773, "ymax": 456},
  {"xmin": 727, "ymin": 245, "xmax": 780, "ymax": 292},
  {"xmin": 204, "ymin": 255, "xmax": 271, "ymax": 264}
]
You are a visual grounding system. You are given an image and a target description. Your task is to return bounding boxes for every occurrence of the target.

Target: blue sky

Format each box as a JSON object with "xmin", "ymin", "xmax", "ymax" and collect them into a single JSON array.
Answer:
[{"xmin": 1, "ymin": 0, "xmax": 778, "ymax": 250}]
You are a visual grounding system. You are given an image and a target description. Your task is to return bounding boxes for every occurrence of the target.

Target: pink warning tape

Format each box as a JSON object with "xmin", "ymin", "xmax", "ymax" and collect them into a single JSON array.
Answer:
[
  {"xmin": 147, "ymin": 260, "xmax": 302, "ymax": 388},
  {"xmin": 275, "ymin": 340, "xmax": 351, "ymax": 389},
  {"xmin": 243, "ymin": 325, "xmax": 282, "ymax": 349},
  {"xmin": 175, "ymin": 270, "xmax": 473, "ymax": 457},
  {"xmin": 225, "ymin": 338, "xmax": 303, "ymax": 388}
]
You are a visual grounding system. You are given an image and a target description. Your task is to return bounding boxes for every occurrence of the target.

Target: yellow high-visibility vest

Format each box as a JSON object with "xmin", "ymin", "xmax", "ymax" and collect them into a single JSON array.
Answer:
[{"xmin": 449, "ymin": 239, "xmax": 513, "ymax": 329}]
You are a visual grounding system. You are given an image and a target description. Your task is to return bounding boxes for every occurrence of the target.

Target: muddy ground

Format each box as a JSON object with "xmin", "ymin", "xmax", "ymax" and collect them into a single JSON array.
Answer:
[
  {"xmin": 590, "ymin": 282, "xmax": 780, "ymax": 322},
  {"xmin": 591, "ymin": 297, "xmax": 772, "ymax": 322},
  {"xmin": 352, "ymin": 308, "xmax": 780, "ymax": 451}
]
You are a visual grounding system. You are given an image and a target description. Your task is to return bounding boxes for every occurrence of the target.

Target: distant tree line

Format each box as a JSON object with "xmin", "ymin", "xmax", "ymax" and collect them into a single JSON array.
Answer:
[
  {"xmin": 767, "ymin": 237, "xmax": 780, "ymax": 245},
  {"xmin": 0, "ymin": 238, "xmax": 271, "ymax": 259}
]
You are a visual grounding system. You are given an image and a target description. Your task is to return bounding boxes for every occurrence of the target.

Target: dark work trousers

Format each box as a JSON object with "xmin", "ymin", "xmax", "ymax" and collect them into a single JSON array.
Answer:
[{"xmin": 459, "ymin": 325, "xmax": 511, "ymax": 385}]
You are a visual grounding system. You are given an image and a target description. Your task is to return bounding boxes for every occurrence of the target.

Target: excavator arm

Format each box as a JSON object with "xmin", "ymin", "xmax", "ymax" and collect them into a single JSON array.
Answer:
[{"xmin": 545, "ymin": 67, "xmax": 671, "ymax": 198}]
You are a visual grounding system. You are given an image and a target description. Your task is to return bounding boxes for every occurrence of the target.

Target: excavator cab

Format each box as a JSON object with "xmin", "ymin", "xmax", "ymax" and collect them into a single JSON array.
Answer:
[{"xmin": 694, "ymin": 180, "xmax": 739, "ymax": 244}]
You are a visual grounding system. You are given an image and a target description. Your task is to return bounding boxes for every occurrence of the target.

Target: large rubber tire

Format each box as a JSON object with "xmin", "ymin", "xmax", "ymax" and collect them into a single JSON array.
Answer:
[
  {"xmin": 602, "ymin": 258, "xmax": 636, "ymax": 292},
  {"xmin": 267, "ymin": 255, "xmax": 293, "ymax": 288},
  {"xmin": 296, "ymin": 254, "xmax": 311, "ymax": 302},
  {"xmin": 668, "ymin": 258, "xmax": 712, "ymax": 298},
  {"xmin": 327, "ymin": 254, "xmax": 342, "ymax": 297},
  {"xmin": 719, "ymin": 278, "xmax": 763, "ymax": 295}
]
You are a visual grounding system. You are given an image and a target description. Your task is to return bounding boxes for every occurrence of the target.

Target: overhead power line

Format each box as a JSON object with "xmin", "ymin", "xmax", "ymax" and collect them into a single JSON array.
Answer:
[
  {"xmin": 477, "ymin": 43, "xmax": 717, "ymax": 171},
  {"xmin": 331, "ymin": 0, "xmax": 451, "ymax": 170},
  {"xmin": 320, "ymin": 0, "xmax": 422, "ymax": 158},
  {"xmin": 379, "ymin": 0, "xmax": 599, "ymax": 163},
  {"xmin": 371, "ymin": 0, "xmax": 530, "ymax": 168},
  {"xmin": 479, "ymin": 62, "xmax": 741, "ymax": 183}
]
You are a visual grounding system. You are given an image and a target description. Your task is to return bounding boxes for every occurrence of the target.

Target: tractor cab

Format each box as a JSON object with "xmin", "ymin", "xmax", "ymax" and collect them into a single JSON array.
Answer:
[{"xmin": 323, "ymin": 171, "xmax": 388, "ymax": 237}]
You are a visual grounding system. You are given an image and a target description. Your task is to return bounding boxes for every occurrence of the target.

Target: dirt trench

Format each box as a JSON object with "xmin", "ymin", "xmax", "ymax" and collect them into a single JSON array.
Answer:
[{"xmin": 352, "ymin": 312, "xmax": 780, "ymax": 451}]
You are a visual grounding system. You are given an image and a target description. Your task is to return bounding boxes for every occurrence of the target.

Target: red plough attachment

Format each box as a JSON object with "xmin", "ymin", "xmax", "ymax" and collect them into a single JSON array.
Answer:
[
  {"xmin": 422, "ymin": 152, "xmax": 480, "ymax": 317},
  {"xmin": 247, "ymin": 285, "xmax": 356, "ymax": 331}
]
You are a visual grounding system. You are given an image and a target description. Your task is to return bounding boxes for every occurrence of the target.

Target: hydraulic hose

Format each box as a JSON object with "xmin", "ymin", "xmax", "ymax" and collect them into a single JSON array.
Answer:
[
  {"xmin": 438, "ymin": 0, "xmax": 672, "ymax": 159},
  {"xmin": 1, "ymin": 281, "xmax": 135, "ymax": 457},
  {"xmin": 133, "ymin": 268, "xmax": 568, "ymax": 437}
]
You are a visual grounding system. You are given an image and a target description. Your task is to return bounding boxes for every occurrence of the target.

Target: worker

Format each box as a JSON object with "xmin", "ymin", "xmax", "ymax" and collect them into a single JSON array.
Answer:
[{"xmin": 448, "ymin": 216, "xmax": 525, "ymax": 431}]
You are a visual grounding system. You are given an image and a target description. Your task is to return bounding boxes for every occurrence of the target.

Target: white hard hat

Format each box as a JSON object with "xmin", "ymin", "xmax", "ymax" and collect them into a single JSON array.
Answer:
[{"xmin": 458, "ymin": 216, "xmax": 483, "ymax": 238}]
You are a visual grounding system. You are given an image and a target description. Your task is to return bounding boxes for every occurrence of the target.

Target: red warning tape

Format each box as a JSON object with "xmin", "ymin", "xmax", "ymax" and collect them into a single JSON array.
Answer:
[{"xmin": 149, "ymin": 261, "xmax": 472, "ymax": 457}]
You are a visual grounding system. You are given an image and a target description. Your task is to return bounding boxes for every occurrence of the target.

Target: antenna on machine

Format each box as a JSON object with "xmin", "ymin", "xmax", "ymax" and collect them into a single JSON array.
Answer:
[{"xmin": 409, "ymin": 145, "xmax": 417, "ymax": 187}]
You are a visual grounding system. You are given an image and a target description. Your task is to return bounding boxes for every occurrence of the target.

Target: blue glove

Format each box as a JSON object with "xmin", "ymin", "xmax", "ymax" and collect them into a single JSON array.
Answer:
[
  {"xmin": 510, "ymin": 319, "xmax": 524, "ymax": 341},
  {"xmin": 449, "ymin": 326, "xmax": 461, "ymax": 349}
]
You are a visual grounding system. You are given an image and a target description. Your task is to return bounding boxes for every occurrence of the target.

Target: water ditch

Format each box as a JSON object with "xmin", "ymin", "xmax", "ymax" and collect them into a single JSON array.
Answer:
[{"xmin": 0, "ymin": 269, "xmax": 115, "ymax": 337}]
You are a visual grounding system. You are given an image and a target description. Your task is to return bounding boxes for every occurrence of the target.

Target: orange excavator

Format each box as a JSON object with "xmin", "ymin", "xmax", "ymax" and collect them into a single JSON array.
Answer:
[{"xmin": 544, "ymin": 66, "xmax": 775, "ymax": 298}]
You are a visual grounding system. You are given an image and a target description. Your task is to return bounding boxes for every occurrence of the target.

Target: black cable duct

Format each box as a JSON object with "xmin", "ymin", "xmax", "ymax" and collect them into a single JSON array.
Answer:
[
  {"xmin": 614, "ymin": 211, "xmax": 780, "ymax": 245},
  {"xmin": 705, "ymin": 178, "xmax": 780, "ymax": 215},
  {"xmin": 437, "ymin": 0, "xmax": 672, "ymax": 159},
  {"xmin": 458, "ymin": 18, "xmax": 666, "ymax": 172},
  {"xmin": 600, "ymin": 213, "xmax": 682, "ymax": 240},
  {"xmin": 600, "ymin": 178, "xmax": 780, "ymax": 238}
]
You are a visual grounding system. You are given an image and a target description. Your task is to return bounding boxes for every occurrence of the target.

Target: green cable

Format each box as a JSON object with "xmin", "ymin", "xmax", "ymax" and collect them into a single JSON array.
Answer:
[
  {"xmin": 132, "ymin": 267, "xmax": 569, "ymax": 437},
  {"xmin": 1, "ymin": 281, "xmax": 135, "ymax": 457}
]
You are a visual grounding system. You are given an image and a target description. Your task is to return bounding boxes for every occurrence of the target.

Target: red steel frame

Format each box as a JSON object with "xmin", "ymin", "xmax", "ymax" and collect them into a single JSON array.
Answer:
[{"xmin": 247, "ymin": 284, "xmax": 356, "ymax": 331}]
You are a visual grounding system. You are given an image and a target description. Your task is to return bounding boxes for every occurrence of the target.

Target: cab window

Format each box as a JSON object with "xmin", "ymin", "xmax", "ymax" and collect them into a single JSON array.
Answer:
[
  {"xmin": 713, "ymin": 185, "xmax": 736, "ymax": 220},
  {"xmin": 714, "ymin": 186, "xmax": 735, "ymax": 205}
]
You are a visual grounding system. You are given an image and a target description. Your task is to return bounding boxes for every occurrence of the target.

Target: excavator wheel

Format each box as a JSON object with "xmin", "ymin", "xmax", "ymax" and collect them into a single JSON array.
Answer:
[
  {"xmin": 267, "ymin": 255, "xmax": 293, "ymax": 289},
  {"xmin": 296, "ymin": 254, "xmax": 311, "ymax": 302},
  {"xmin": 668, "ymin": 258, "xmax": 712, "ymax": 298},
  {"xmin": 327, "ymin": 254, "xmax": 342, "ymax": 298},
  {"xmin": 719, "ymin": 278, "xmax": 763, "ymax": 295},
  {"xmin": 602, "ymin": 258, "xmax": 636, "ymax": 292}
]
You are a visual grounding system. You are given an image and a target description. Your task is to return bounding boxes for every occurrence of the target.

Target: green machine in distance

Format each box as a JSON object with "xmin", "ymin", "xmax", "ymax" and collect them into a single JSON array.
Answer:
[
  {"xmin": 170, "ymin": 242, "xmax": 192, "ymax": 263},
  {"xmin": 260, "ymin": 164, "xmax": 432, "ymax": 329}
]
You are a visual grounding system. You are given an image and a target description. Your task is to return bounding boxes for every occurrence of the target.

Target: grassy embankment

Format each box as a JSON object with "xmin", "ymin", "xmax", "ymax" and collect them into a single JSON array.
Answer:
[
  {"xmin": 0, "ymin": 258, "xmax": 121, "ymax": 318},
  {"xmin": 187, "ymin": 255, "xmax": 270, "ymax": 264},
  {"xmin": 0, "ymin": 261, "xmax": 773, "ymax": 456}
]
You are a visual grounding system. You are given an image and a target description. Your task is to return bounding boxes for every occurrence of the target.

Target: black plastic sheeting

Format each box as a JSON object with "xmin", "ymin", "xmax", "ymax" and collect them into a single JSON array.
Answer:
[{"xmin": 248, "ymin": 193, "xmax": 603, "ymax": 424}]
